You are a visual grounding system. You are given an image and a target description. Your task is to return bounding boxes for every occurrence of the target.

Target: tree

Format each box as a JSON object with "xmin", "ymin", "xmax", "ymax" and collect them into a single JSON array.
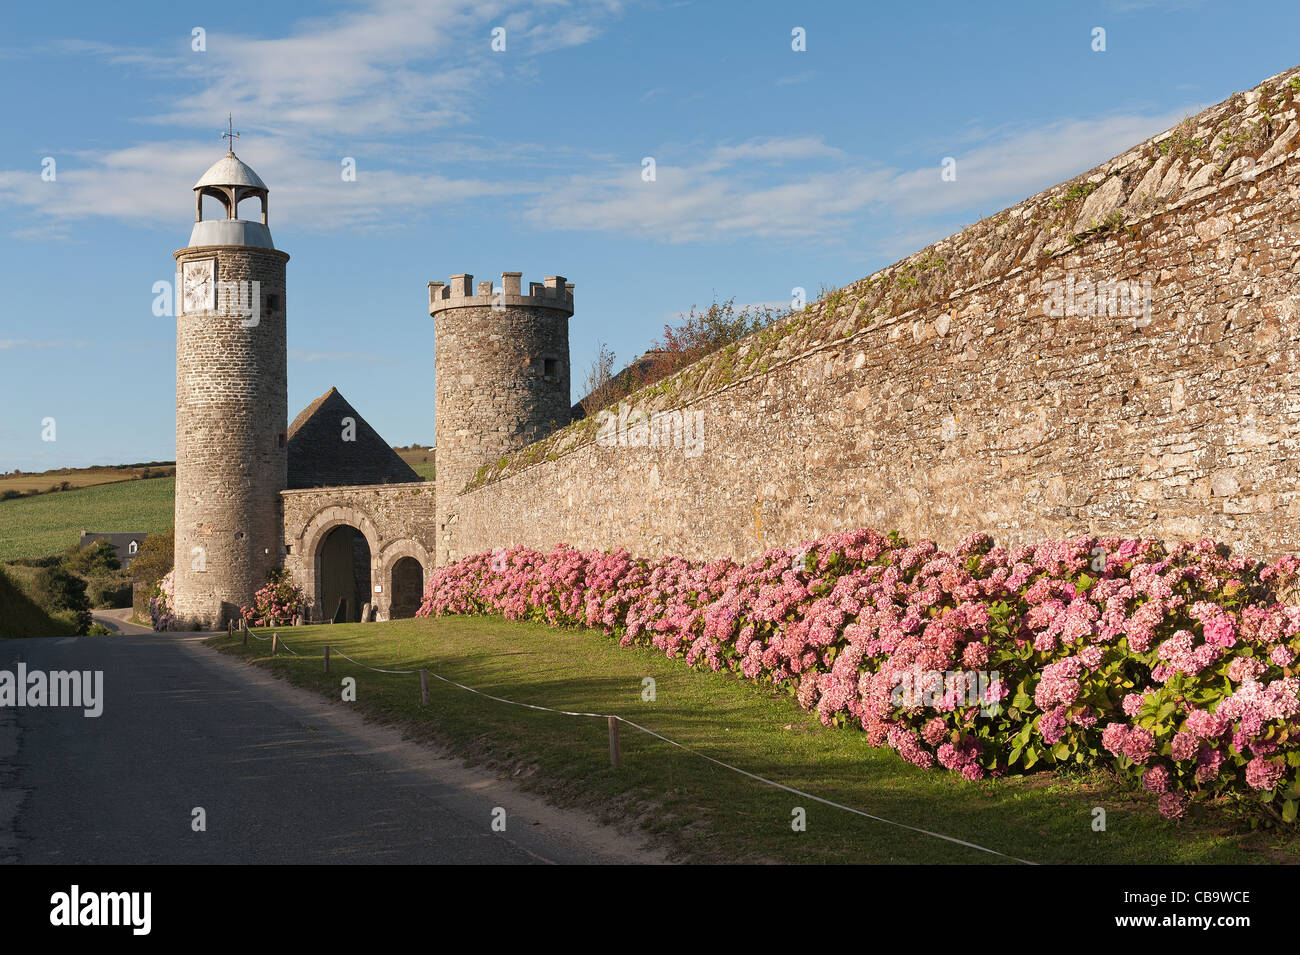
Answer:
[
  {"xmin": 64, "ymin": 539, "xmax": 120, "ymax": 577},
  {"xmin": 30, "ymin": 565, "xmax": 90, "ymax": 615},
  {"xmin": 128, "ymin": 530, "xmax": 174, "ymax": 586},
  {"xmin": 579, "ymin": 342, "xmax": 618, "ymax": 415}
]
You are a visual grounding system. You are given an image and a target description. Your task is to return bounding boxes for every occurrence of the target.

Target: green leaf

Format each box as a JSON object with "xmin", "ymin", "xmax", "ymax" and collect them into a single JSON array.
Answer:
[
  {"xmin": 1052, "ymin": 742, "xmax": 1071, "ymax": 761},
  {"xmin": 1283, "ymin": 799, "xmax": 1297, "ymax": 824}
]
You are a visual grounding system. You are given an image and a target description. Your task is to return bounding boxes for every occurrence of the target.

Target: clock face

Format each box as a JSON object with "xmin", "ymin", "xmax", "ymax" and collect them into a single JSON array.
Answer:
[{"xmin": 181, "ymin": 258, "xmax": 215, "ymax": 315}]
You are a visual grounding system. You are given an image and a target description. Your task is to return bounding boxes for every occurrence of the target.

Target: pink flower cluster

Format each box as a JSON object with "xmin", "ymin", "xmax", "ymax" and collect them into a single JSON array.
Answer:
[
  {"xmin": 418, "ymin": 529, "xmax": 1300, "ymax": 823},
  {"xmin": 241, "ymin": 569, "xmax": 307, "ymax": 628},
  {"xmin": 149, "ymin": 570, "xmax": 175, "ymax": 631}
]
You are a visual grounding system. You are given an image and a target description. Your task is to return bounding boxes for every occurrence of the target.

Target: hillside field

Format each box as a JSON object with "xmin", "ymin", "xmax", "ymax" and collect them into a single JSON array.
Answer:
[
  {"xmin": 0, "ymin": 477, "xmax": 175, "ymax": 563},
  {"xmin": 0, "ymin": 463, "xmax": 173, "ymax": 495},
  {"xmin": 396, "ymin": 447, "xmax": 435, "ymax": 482}
]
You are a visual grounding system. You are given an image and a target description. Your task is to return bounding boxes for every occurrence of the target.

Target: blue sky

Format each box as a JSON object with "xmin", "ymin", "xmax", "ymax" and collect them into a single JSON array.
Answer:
[{"xmin": 1, "ymin": 0, "xmax": 1297, "ymax": 471}]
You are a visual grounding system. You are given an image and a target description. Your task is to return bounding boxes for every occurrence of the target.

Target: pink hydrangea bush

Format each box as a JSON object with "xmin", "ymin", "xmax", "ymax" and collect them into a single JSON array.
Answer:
[
  {"xmin": 149, "ymin": 569, "xmax": 175, "ymax": 631},
  {"xmin": 241, "ymin": 568, "xmax": 307, "ymax": 628},
  {"xmin": 417, "ymin": 530, "xmax": 1300, "ymax": 824}
]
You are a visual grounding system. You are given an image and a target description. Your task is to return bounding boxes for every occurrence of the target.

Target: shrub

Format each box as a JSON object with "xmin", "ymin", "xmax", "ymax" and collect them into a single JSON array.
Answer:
[
  {"xmin": 127, "ymin": 531, "xmax": 172, "ymax": 587},
  {"xmin": 87, "ymin": 573, "xmax": 133, "ymax": 609},
  {"xmin": 9, "ymin": 554, "xmax": 63, "ymax": 568},
  {"xmin": 240, "ymin": 568, "xmax": 306, "ymax": 628},
  {"xmin": 149, "ymin": 570, "xmax": 175, "ymax": 631},
  {"xmin": 0, "ymin": 566, "xmax": 79, "ymax": 638},
  {"xmin": 64, "ymin": 539, "xmax": 120, "ymax": 577},
  {"xmin": 30, "ymin": 565, "xmax": 90, "ymax": 615},
  {"xmin": 418, "ymin": 529, "xmax": 1300, "ymax": 825}
]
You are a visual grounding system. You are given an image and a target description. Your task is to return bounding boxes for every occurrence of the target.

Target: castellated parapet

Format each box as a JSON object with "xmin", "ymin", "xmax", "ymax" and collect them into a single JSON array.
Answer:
[{"xmin": 431, "ymin": 271, "xmax": 573, "ymax": 565}]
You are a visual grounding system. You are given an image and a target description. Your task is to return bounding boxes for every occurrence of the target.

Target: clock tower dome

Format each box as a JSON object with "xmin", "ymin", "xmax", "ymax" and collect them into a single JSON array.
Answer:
[{"xmin": 172, "ymin": 141, "xmax": 289, "ymax": 630}]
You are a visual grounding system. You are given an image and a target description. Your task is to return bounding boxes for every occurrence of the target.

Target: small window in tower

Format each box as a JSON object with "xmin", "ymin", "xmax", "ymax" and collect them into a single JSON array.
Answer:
[
  {"xmin": 266, "ymin": 293, "xmax": 281, "ymax": 313},
  {"xmin": 543, "ymin": 357, "xmax": 559, "ymax": 378},
  {"xmin": 277, "ymin": 432, "xmax": 286, "ymax": 447}
]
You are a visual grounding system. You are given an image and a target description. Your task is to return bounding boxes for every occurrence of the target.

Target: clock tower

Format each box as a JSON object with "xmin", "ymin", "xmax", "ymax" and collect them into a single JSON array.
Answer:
[{"xmin": 172, "ymin": 143, "xmax": 289, "ymax": 630}]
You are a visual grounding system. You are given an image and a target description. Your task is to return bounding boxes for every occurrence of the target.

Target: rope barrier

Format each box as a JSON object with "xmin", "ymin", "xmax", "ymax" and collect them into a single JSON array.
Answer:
[
  {"xmin": 324, "ymin": 645, "xmax": 416, "ymax": 676},
  {"xmin": 229, "ymin": 615, "xmax": 1035, "ymax": 864},
  {"xmin": 415, "ymin": 667, "xmax": 1034, "ymax": 864}
]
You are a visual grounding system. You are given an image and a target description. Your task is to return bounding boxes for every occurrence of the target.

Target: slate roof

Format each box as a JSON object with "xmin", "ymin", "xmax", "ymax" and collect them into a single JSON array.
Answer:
[
  {"xmin": 286, "ymin": 387, "xmax": 423, "ymax": 489},
  {"xmin": 78, "ymin": 532, "xmax": 149, "ymax": 568}
]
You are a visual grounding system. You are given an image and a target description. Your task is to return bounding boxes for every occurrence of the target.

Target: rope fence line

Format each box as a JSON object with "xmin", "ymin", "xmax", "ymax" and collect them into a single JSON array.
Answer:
[{"xmin": 230, "ymin": 615, "xmax": 1035, "ymax": 865}]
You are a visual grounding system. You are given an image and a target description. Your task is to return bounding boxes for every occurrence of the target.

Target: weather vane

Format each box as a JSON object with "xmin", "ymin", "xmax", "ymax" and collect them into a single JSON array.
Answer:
[{"xmin": 222, "ymin": 113, "xmax": 240, "ymax": 153}]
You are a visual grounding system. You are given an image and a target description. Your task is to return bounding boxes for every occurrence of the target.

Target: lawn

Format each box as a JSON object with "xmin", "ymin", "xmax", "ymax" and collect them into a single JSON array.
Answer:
[
  {"xmin": 207, "ymin": 615, "xmax": 1298, "ymax": 864},
  {"xmin": 0, "ymin": 477, "xmax": 175, "ymax": 563}
]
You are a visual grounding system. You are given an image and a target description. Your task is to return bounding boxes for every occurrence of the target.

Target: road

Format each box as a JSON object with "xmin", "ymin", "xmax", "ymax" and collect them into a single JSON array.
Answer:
[{"xmin": 0, "ymin": 611, "xmax": 656, "ymax": 864}]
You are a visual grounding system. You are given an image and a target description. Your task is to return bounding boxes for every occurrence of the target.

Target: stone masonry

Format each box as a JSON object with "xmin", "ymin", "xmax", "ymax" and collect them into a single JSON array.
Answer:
[
  {"xmin": 430, "ymin": 272, "xmax": 573, "ymax": 564},
  {"xmin": 448, "ymin": 66, "xmax": 1300, "ymax": 564},
  {"xmin": 173, "ymin": 243, "xmax": 289, "ymax": 628},
  {"xmin": 280, "ymin": 483, "xmax": 437, "ymax": 620}
]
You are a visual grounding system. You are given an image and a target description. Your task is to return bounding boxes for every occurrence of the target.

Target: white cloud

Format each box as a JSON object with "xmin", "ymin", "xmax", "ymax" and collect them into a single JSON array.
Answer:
[
  {"xmin": 0, "ymin": 0, "xmax": 621, "ymax": 233},
  {"xmin": 0, "ymin": 338, "xmax": 89, "ymax": 351},
  {"xmin": 885, "ymin": 108, "xmax": 1194, "ymax": 217},
  {"xmin": 526, "ymin": 106, "xmax": 1197, "ymax": 244}
]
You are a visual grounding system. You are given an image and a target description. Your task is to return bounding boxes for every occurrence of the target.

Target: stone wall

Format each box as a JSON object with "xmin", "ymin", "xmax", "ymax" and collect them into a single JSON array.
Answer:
[
  {"xmin": 450, "ymin": 77, "xmax": 1300, "ymax": 563},
  {"xmin": 280, "ymin": 482, "xmax": 437, "ymax": 620},
  {"xmin": 431, "ymin": 272, "xmax": 573, "ymax": 565},
  {"xmin": 173, "ymin": 244, "xmax": 289, "ymax": 629}
]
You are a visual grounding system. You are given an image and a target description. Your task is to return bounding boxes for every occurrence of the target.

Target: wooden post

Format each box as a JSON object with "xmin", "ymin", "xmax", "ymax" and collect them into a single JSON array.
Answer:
[
  {"xmin": 420, "ymin": 669, "xmax": 429, "ymax": 706},
  {"xmin": 324, "ymin": 645, "xmax": 331, "ymax": 672},
  {"xmin": 608, "ymin": 717, "xmax": 621, "ymax": 768},
  {"xmin": 271, "ymin": 632, "xmax": 278, "ymax": 655},
  {"xmin": 227, "ymin": 621, "xmax": 232, "ymax": 639},
  {"xmin": 242, "ymin": 622, "xmax": 247, "ymax": 647}
]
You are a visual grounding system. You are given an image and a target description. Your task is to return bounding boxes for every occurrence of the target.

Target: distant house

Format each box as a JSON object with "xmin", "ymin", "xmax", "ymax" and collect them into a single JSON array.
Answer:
[{"xmin": 79, "ymin": 531, "xmax": 149, "ymax": 569}]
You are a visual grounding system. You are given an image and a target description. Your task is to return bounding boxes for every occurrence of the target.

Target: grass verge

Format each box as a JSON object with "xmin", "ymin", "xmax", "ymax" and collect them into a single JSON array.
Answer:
[{"xmin": 207, "ymin": 615, "xmax": 1300, "ymax": 864}]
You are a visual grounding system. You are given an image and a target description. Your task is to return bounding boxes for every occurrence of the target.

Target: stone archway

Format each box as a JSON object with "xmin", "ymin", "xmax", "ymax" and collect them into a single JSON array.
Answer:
[
  {"xmin": 389, "ymin": 557, "xmax": 423, "ymax": 618},
  {"xmin": 318, "ymin": 524, "xmax": 371, "ymax": 623},
  {"xmin": 296, "ymin": 505, "xmax": 382, "ymax": 622},
  {"xmin": 375, "ymin": 538, "xmax": 431, "ymax": 621}
]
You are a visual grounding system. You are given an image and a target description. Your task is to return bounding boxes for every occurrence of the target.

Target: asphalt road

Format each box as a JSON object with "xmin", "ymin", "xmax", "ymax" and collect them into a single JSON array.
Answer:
[{"xmin": 0, "ymin": 614, "xmax": 652, "ymax": 864}]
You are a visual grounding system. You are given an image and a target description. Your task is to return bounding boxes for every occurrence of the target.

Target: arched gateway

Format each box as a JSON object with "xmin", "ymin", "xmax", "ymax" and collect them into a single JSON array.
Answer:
[{"xmin": 281, "ymin": 488, "xmax": 437, "ymax": 623}]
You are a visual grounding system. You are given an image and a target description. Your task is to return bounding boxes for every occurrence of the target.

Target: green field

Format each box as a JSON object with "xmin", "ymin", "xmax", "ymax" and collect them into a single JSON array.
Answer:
[
  {"xmin": 396, "ymin": 448, "xmax": 435, "ymax": 482},
  {"xmin": 209, "ymin": 615, "xmax": 1297, "ymax": 865},
  {"xmin": 0, "ymin": 477, "xmax": 174, "ymax": 563}
]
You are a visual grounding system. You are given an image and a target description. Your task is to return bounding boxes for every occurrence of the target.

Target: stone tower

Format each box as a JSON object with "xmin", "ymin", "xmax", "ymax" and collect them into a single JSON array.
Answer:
[
  {"xmin": 172, "ymin": 148, "xmax": 289, "ymax": 629},
  {"xmin": 430, "ymin": 272, "xmax": 573, "ymax": 565}
]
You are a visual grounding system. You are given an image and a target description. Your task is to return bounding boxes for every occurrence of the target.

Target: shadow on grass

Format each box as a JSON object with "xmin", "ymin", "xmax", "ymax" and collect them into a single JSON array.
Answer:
[{"xmin": 208, "ymin": 616, "xmax": 1296, "ymax": 865}]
